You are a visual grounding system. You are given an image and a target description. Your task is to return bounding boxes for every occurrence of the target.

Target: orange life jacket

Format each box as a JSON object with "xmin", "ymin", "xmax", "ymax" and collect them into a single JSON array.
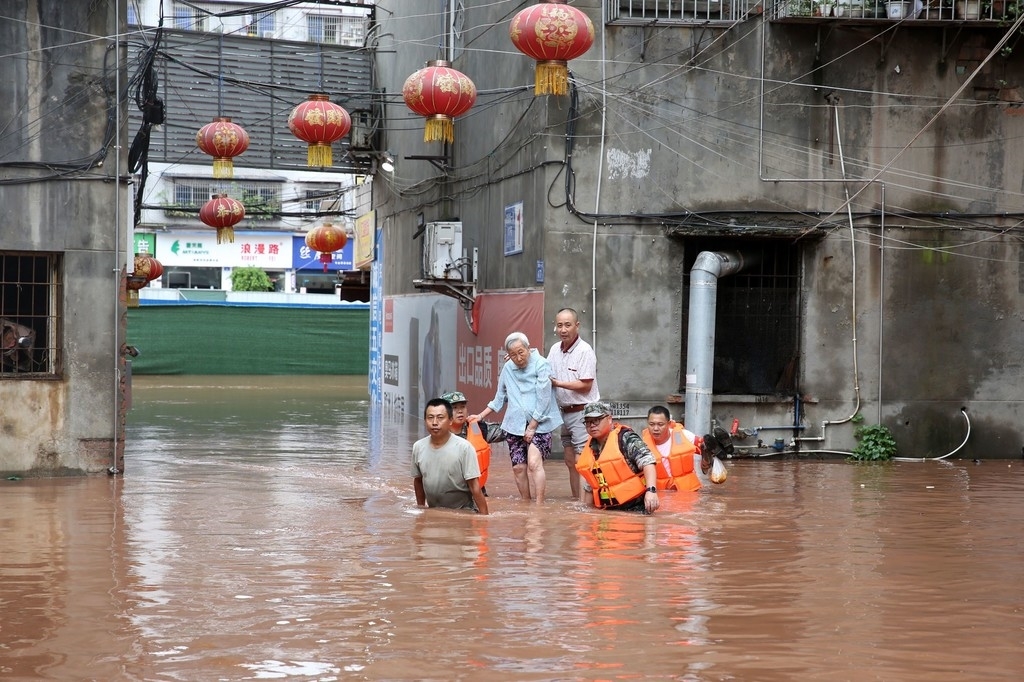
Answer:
[
  {"xmin": 641, "ymin": 422, "xmax": 701, "ymax": 492},
  {"xmin": 464, "ymin": 418, "xmax": 490, "ymax": 488},
  {"xmin": 576, "ymin": 424, "xmax": 647, "ymax": 508}
]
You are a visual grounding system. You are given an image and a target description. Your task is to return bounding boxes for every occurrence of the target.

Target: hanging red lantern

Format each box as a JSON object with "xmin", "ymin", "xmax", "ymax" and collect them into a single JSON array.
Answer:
[
  {"xmin": 402, "ymin": 60, "xmax": 476, "ymax": 144},
  {"xmin": 305, "ymin": 222, "xmax": 348, "ymax": 273},
  {"xmin": 288, "ymin": 94, "xmax": 352, "ymax": 167},
  {"xmin": 125, "ymin": 254, "xmax": 164, "ymax": 308},
  {"xmin": 196, "ymin": 117, "xmax": 249, "ymax": 178},
  {"xmin": 510, "ymin": 1, "xmax": 595, "ymax": 96},
  {"xmin": 199, "ymin": 194, "xmax": 245, "ymax": 244}
]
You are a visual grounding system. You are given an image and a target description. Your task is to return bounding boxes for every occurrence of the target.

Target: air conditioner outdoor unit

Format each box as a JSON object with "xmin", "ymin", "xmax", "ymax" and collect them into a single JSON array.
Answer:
[
  {"xmin": 423, "ymin": 221, "xmax": 462, "ymax": 280},
  {"xmin": 348, "ymin": 110, "xmax": 375, "ymax": 150},
  {"xmin": 262, "ymin": 30, "xmax": 275, "ymax": 39}
]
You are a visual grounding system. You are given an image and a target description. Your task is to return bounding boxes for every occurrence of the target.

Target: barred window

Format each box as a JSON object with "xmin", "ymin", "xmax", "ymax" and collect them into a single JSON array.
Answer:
[
  {"xmin": 682, "ymin": 240, "xmax": 800, "ymax": 395},
  {"xmin": 303, "ymin": 184, "xmax": 342, "ymax": 213},
  {"xmin": 169, "ymin": 179, "xmax": 283, "ymax": 221},
  {"xmin": 247, "ymin": 11, "xmax": 276, "ymax": 37},
  {"xmin": 606, "ymin": 0, "xmax": 759, "ymax": 23},
  {"xmin": 1, "ymin": 253, "xmax": 61, "ymax": 377},
  {"xmin": 307, "ymin": 14, "xmax": 366, "ymax": 46},
  {"xmin": 172, "ymin": 2, "xmax": 206, "ymax": 31}
]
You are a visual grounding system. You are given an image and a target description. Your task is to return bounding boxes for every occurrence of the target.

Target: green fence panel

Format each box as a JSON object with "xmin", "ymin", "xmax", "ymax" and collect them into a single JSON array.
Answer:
[{"xmin": 127, "ymin": 305, "xmax": 369, "ymax": 375}]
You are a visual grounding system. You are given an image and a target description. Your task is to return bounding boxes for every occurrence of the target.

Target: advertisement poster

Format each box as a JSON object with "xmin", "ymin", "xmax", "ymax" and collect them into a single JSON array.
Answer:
[
  {"xmin": 503, "ymin": 201, "xmax": 523, "ymax": 256},
  {"xmin": 354, "ymin": 210, "xmax": 376, "ymax": 270},
  {"xmin": 454, "ymin": 290, "xmax": 545, "ymax": 412},
  {"xmin": 381, "ymin": 294, "xmax": 458, "ymax": 421},
  {"xmin": 368, "ymin": 230, "xmax": 384, "ymax": 464}
]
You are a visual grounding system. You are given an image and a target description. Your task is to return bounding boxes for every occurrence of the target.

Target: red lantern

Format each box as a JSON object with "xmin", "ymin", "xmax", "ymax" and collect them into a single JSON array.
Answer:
[
  {"xmin": 196, "ymin": 117, "xmax": 249, "ymax": 178},
  {"xmin": 288, "ymin": 94, "xmax": 352, "ymax": 167},
  {"xmin": 199, "ymin": 194, "xmax": 245, "ymax": 244},
  {"xmin": 510, "ymin": 1, "xmax": 595, "ymax": 96},
  {"xmin": 402, "ymin": 60, "xmax": 477, "ymax": 144},
  {"xmin": 126, "ymin": 254, "xmax": 164, "ymax": 308},
  {"xmin": 305, "ymin": 222, "xmax": 348, "ymax": 273}
]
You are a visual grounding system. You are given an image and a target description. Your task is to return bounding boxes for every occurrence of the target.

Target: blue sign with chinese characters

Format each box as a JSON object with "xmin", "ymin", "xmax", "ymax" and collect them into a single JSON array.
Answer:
[{"xmin": 291, "ymin": 235, "xmax": 354, "ymax": 271}]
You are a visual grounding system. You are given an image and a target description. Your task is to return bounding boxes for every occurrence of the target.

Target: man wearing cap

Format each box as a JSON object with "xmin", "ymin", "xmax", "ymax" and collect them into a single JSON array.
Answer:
[
  {"xmin": 575, "ymin": 402, "xmax": 660, "ymax": 514},
  {"xmin": 547, "ymin": 308, "xmax": 600, "ymax": 501},
  {"xmin": 412, "ymin": 398, "xmax": 489, "ymax": 514},
  {"xmin": 441, "ymin": 390, "xmax": 506, "ymax": 496}
]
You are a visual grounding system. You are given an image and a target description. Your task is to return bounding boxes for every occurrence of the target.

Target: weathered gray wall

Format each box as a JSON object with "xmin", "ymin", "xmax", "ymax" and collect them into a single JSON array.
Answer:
[
  {"xmin": 373, "ymin": 1, "xmax": 1024, "ymax": 456},
  {"xmin": 0, "ymin": 1, "xmax": 125, "ymax": 474}
]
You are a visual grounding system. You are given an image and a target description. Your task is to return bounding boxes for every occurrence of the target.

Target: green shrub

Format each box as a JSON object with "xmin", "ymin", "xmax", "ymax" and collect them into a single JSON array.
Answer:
[
  {"xmin": 230, "ymin": 266, "xmax": 273, "ymax": 292},
  {"xmin": 850, "ymin": 422, "xmax": 897, "ymax": 461}
]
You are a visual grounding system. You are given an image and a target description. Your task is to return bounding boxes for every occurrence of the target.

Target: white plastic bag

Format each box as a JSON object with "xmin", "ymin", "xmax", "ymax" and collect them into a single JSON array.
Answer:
[{"xmin": 710, "ymin": 456, "xmax": 728, "ymax": 484}]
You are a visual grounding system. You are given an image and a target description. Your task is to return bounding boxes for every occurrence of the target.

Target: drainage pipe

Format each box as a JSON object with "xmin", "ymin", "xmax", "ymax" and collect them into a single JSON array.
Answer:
[{"xmin": 684, "ymin": 251, "xmax": 748, "ymax": 437}]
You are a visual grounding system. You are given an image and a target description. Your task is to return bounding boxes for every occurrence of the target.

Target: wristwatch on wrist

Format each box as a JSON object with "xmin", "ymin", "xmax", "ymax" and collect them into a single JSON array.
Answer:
[{"xmin": 647, "ymin": 486, "xmax": 657, "ymax": 494}]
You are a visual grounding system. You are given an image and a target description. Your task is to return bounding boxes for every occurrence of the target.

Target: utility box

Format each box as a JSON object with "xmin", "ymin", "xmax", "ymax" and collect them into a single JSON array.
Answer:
[{"xmin": 423, "ymin": 221, "xmax": 462, "ymax": 279}]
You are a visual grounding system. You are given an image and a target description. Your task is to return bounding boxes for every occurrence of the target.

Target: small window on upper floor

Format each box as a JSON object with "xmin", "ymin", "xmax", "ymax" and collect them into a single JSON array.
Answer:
[
  {"xmin": 307, "ymin": 14, "xmax": 366, "ymax": 46},
  {"xmin": 172, "ymin": 2, "xmax": 207, "ymax": 31},
  {"xmin": 607, "ymin": 0, "xmax": 761, "ymax": 23},
  {"xmin": 303, "ymin": 184, "xmax": 342, "ymax": 213},
  {"xmin": 247, "ymin": 11, "xmax": 276, "ymax": 38},
  {"xmin": 1, "ymin": 253, "xmax": 62, "ymax": 377},
  {"xmin": 127, "ymin": 2, "xmax": 140, "ymax": 27}
]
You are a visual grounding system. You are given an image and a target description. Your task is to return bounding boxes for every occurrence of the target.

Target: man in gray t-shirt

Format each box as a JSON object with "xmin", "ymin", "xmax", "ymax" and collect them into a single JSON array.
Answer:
[{"xmin": 412, "ymin": 398, "xmax": 489, "ymax": 514}]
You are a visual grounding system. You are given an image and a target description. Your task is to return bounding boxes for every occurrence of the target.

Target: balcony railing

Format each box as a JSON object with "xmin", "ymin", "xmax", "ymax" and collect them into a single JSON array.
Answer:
[
  {"xmin": 771, "ymin": 0, "xmax": 1022, "ymax": 21},
  {"xmin": 607, "ymin": 0, "xmax": 765, "ymax": 23}
]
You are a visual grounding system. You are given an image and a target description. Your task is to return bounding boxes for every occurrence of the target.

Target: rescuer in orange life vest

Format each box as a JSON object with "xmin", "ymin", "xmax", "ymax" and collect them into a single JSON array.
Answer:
[
  {"xmin": 641, "ymin": 405, "xmax": 702, "ymax": 492},
  {"xmin": 575, "ymin": 401, "xmax": 660, "ymax": 514},
  {"xmin": 441, "ymin": 391, "xmax": 506, "ymax": 496}
]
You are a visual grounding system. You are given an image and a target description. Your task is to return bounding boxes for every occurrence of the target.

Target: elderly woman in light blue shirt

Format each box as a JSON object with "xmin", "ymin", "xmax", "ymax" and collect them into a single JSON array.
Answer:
[{"xmin": 473, "ymin": 331, "xmax": 562, "ymax": 504}]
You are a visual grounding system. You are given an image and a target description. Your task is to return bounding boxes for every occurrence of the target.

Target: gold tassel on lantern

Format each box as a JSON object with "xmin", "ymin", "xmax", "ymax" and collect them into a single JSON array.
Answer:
[
  {"xmin": 535, "ymin": 60, "xmax": 570, "ymax": 96},
  {"xmin": 308, "ymin": 143, "xmax": 333, "ymax": 168},
  {"xmin": 217, "ymin": 226, "xmax": 235, "ymax": 244},
  {"xmin": 424, "ymin": 115, "xmax": 455, "ymax": 144},
  {"xmin": 212, "ymin": 158, "xmax": 234, "ymax": 179}
]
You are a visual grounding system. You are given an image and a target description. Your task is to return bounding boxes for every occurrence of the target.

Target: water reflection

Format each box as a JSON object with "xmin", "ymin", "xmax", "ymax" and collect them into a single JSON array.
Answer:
[{"xmin": 1, "ymin": 376, "xmax": 1023, "ymax": 680}]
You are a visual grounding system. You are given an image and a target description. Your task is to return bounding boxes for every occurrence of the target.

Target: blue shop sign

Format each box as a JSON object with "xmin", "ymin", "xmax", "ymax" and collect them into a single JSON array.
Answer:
[{"xmin": 292, "ymin": 235, "xmax": 354, "ymax": 271}]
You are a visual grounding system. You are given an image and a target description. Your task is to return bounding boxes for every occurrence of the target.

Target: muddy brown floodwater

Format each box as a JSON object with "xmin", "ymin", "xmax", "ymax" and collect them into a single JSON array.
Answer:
[{"xmin": 2, "ymin": 376, "xmax": 1023, "ymax": 681}]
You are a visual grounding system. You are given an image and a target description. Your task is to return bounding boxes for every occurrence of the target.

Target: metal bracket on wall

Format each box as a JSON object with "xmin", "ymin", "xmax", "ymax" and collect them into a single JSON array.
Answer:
[
  {"xmin": 412, "ymin": 278, "xmax": 476, "ymax": 308},
  {"xmin": 406, "ymin": 154, "xmax": 451, "ymax": 174}
]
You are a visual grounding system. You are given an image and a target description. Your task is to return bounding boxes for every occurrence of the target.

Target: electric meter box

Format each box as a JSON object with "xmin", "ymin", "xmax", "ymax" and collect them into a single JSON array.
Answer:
[{"xmin": 423, "ymin": 221, "xmax": 462, "ymax": 279}]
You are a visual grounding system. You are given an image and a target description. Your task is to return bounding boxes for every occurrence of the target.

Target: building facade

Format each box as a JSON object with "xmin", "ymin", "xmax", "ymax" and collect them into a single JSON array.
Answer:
[
  {"xmin": 1, "ymin": 3, "xmax": 127, "ymax": 474},
  {"xmin": 368, "ymin": 0, "xmax": 1024, "ymax": 457}
]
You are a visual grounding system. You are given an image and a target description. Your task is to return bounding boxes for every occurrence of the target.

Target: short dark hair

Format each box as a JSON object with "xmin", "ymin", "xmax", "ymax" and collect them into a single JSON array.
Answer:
[
  {"xmin": 556, "ymin": 307, "xmax": 579, "ymax": 323},
  {"xmin": 647, "ymin": 405, "xmax": 672, "ymax": 421},
  {"xmin": 424, "ymin": 397, "xmax": 453, "ymax": 419}
]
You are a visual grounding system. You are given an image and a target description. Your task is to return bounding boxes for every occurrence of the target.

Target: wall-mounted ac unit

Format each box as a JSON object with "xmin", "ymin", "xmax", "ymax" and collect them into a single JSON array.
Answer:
[
  {"xmin": 348, "ymin": 110, "xmax": 375, "ymax": 150},
  {"xmin": 423, "ymin": 221, "xmax": 462, "ymax": 280},
  {"xmin": 262, "ymin": 30, "xmax": 275, "ymax": 39}
]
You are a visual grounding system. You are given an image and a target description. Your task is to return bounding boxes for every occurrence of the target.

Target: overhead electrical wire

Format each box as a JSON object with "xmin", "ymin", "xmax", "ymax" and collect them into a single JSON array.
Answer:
[{"xmin": 4, "ymin": 5, "xmax": 1024, "ymax": 249}]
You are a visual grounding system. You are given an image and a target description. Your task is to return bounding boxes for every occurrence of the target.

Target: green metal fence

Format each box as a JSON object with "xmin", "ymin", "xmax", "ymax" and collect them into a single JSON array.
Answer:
[{"xmin": 126, "ymin": 304, "xmax": 369, "ymax": 375}]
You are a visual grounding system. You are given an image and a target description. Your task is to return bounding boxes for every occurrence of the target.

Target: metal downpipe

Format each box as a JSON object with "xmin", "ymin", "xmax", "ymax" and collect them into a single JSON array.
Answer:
[{"xmin": 684, "ymin": 251, "xmax": 748, "ymax": 437}]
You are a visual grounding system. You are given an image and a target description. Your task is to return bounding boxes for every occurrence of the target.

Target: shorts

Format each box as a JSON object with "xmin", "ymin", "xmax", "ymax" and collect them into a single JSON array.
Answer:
[
  {"xmin": 506, "ymin": 432, "xmax": 553, "ymax": 466},
  {"xmin": 560, "ymin": 410, "xmax": 589, "ymax": 452}
]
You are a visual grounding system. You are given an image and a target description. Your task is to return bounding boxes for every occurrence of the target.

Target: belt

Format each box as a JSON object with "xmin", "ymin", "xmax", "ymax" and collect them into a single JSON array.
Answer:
[{"xmin": 560, "ymin": 404, "xmax": 586, "ymax": 413}]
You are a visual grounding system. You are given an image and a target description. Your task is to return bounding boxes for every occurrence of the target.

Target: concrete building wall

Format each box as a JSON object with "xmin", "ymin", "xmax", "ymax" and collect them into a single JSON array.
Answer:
[
  {"xmin": 372, "ymin": 1, "xmax": 1024, "ymax": 457},
  {"xmin": 0, "ymin": 2, "xmax": 125, "ymax": 474}
]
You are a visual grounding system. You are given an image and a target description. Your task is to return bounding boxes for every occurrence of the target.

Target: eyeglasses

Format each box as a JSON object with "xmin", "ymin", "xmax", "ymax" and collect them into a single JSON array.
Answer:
[{"xmin": 584, "ymin": 416, "xmax": 608, "ymax": 426}]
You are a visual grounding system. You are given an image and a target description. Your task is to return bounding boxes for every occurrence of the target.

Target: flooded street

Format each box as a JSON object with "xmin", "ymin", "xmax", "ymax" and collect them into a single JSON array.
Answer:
[{"xmin": 3, "ymin": 376, "xmax": 1024, "ymax": 681}]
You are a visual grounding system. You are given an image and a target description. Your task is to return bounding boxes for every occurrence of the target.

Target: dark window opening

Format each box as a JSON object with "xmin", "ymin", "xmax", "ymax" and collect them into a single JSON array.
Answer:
[
  {"xmin": 682, "ymin": 240, "xmax": 800, "ymax": 395},
  {"xmin": 1, "ymin": 253, "xmax": 61, "ymax": 376}
]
